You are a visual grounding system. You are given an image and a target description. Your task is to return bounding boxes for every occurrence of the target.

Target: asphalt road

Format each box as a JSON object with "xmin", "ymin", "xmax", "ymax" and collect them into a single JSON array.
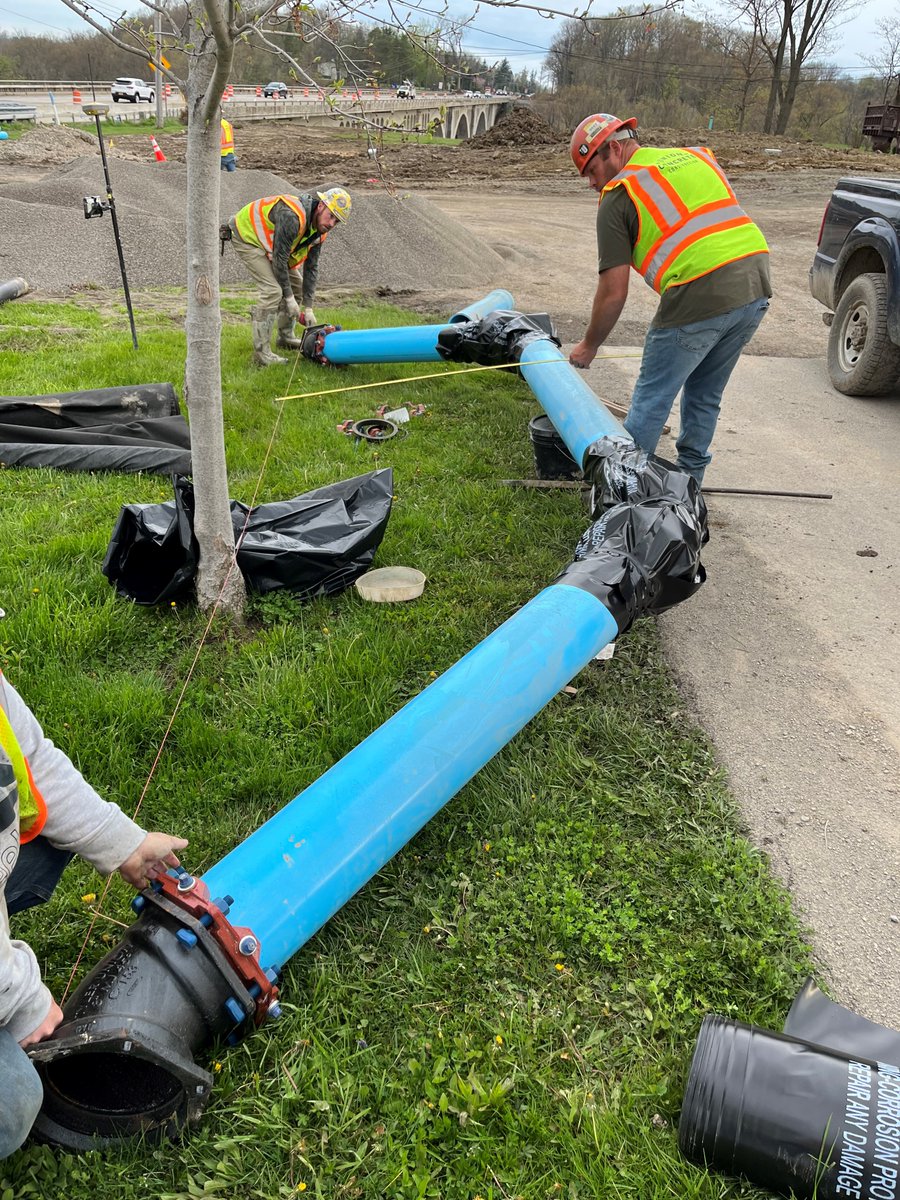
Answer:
[{"xmin": 427, "ymin": 171, "xmax": 900, "ymax": 1028}]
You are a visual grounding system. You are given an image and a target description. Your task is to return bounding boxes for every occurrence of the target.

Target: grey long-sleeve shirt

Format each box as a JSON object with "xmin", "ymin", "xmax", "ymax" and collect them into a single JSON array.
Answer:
[{"xmin": 0, "ymin": 676, "xmax": 144, "ymax": 1042}]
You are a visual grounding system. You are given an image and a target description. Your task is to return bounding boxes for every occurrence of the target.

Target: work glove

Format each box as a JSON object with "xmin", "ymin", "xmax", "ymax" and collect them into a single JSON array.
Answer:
[
  {"xmin": 303, "ymin": 307, "xmax": 316, "ymax": 326},
  {"xmin": 283, "ymin": 295, "xmax": 302, "ymax": 321}
]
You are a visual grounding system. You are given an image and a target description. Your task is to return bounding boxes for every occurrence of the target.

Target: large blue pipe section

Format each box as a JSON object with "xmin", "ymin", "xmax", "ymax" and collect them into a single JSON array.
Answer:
[
  {"xmin": 203, "ymin": 314, "xmax": 637, "ymax": 970},
  {"xmin": 518, "ymin": 340, "xmax": 626, "ymax": 468},
  {"xmin": 319, "ymin": 290, "xmax": 515, "ymax": 364},
  {"xmin": 205, "ymin": 586, "xmax": 618, "ymax": 969}
]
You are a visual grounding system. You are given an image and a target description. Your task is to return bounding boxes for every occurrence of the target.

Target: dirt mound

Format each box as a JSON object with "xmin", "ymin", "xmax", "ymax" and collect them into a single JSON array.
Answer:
[
  {"xmin": 0, "ymin": 123, "xmax": 96, "ymax": 165},
  {"xmin": 468, "ymin": 105, "xmax": 563, "ymax": 149},
  {"xmin": 0, "ymin": 157, "xmax": 508, "ymax": 295}
]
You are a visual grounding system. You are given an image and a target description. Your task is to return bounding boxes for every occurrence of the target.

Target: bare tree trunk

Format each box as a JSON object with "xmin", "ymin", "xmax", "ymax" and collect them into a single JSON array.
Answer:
[
  {"xmin": 764, "ymin": 20, "xmax": 789, "ymax": 133},
  {"xmin": 183, "ymin": 57, "xmax": 246, "ymax": 618}
]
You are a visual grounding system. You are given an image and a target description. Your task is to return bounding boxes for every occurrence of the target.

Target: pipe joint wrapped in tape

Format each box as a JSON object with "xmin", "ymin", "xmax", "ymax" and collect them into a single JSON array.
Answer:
[
  {"xmin": 555, "ymin": 438, "xmax": 708, "ymax": 633},
  {"xmin": 436, "ymin": 310, "xmax": 560, "ymax": 366}
]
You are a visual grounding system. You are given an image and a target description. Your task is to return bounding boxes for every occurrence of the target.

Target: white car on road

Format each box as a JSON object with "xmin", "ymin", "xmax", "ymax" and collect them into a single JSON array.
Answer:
[{"xmin": 111, "ymin": 77, "xmax": 155, "ymax": 103}]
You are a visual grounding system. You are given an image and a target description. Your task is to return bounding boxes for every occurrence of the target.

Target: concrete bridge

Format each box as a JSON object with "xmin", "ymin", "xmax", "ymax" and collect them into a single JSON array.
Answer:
[{"xmin": 225, "ymin": 93, "xmax": 511, "ymax": 140}]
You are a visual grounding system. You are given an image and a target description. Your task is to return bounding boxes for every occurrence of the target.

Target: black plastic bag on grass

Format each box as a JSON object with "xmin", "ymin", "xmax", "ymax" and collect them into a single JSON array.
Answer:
[{"xmin": 103, "ymin": 469, "xmax": 393, "ymax": 605}]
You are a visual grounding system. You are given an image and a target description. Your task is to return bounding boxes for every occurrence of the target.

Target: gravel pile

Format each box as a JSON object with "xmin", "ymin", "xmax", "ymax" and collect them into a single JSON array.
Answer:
[{"xmin": 0, "ymin": 157, "xmax": 508, "ymax": 294}]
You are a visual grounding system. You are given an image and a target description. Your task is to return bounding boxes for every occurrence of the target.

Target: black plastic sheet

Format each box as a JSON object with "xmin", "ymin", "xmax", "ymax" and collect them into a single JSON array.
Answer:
[
  {"xmin": 436, "ymin": 311, "xmax": 560, "ymax": 366},
  {"xmin": 0, "ymin": 384, "xmax": 191, "ymax": 475},
  {"xmin": 554, "ymin": 436, "xmax": 708, "ymax": 632},
  {"xmin": 103, "ymin": 469, "xmax": 394, "ymax": 605},
  {"xmin": 784, "ymin": 977, "xmax": 900, "ymax": 1065}
]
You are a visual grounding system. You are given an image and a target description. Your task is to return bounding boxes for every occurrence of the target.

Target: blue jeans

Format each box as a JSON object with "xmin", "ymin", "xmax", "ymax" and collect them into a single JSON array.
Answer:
[
  {"xmin": 624, "ymin": 296, "xmax": 770, "ymax": 484},
  {"xmin": 220, "ymin": 154, "xmax": 237, "ymax": 172},
  {"xmin": 0, "ymin": 1029, "xmax": 43, "ymax": 1158},
  {"xmin": 1, "ymin": 839, "xmax": 71, "ymax": 1157}
]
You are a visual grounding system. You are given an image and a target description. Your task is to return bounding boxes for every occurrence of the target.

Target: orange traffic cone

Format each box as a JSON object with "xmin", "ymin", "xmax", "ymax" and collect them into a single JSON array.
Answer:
[
  {"xmin": 150, "ymin": 136, "xmax": 167, "ymax": 163},
  {"xmin": 72, "ymin": 87, "xmax": 82, "ymax": 104},
  {"xmin": 256, "ymin": 85, "xmax": 262, "ymax": 97}
]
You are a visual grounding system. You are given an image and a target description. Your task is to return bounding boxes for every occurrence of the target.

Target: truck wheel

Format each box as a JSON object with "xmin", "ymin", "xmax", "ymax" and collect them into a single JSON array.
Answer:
[{"xmin": 827, "ymin": 272, "xmax": 900, "ymax": 396}]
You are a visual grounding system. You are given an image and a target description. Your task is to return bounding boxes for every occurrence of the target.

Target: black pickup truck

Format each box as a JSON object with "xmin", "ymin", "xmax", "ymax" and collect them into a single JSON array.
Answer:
[{"xmin": 809, "ymin": 175, "xmax": 900, "ymax": 395}]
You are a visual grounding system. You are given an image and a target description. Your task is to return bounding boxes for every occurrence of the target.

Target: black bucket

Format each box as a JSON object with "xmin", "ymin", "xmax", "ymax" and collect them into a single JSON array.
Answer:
[
  {"xmin": 679, "ymin": 1014, "xmax": 900, "ymax": 1200},
  {"xmin": 528, "ymin": 414, "xmax": 580, "ymax": 480}
]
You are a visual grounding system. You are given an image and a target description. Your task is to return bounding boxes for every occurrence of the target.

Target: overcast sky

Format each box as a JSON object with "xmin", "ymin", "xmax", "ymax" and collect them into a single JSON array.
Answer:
[{"xmin": 0, "ymin": 0, "xmax": 892, "ymax": 83}]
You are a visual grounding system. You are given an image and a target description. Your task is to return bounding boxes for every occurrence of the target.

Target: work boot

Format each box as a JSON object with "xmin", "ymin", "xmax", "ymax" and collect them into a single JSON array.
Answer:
[
  {"xmin": 275, "ymin": 307, "xmax": 305, "ymax": 350},
  {"xmin": 251, "ymin": 306, "xmax": 287, "ymax": 367}
]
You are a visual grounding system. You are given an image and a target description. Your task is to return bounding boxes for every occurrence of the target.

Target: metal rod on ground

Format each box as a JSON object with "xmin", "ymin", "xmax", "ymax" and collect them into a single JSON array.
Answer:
[
  {"xmin": 501, "ymin": 479, "xmax": 833, "ymax": 500},
  {"xmin": 89, "ymin": 108, "xmax": 139, "ymax": 350}
]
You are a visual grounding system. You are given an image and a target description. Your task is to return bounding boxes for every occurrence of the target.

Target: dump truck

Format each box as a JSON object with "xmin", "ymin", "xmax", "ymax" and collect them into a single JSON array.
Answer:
[{"xmin": 862, "ymin": 102, "xmax": 900, "ymax": 152}]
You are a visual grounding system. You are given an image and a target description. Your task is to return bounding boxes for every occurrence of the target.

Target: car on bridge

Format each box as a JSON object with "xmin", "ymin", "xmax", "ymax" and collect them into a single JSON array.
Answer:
[
  {"xmin": 263, "ymin": 81, "xmax": 290, "ymax": 99},
  {"xmin": 111, "ymin": 77, "xmax": 155, "ymax": 103},
  {"xmin": 396, "ymin": 81, "xmax": 416, "ymax": 99}
]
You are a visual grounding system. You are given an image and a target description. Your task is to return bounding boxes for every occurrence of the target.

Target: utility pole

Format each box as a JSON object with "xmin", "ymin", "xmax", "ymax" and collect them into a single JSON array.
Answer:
[{"xmin": 154, "ymin": 6, "xmax": 163, "ymax": 129}]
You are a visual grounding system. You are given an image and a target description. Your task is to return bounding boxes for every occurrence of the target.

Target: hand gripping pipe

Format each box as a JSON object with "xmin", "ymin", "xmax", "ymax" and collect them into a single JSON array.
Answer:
[{"xmin": 30, "ymin": 305, "xmax": 706, "ymax": 1150}]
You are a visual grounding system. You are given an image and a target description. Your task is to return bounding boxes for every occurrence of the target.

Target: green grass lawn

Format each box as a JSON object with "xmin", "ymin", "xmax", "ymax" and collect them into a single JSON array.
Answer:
[{"xmin": 0, "ymin": 292, "xmax": 812, "ymax": 1199}]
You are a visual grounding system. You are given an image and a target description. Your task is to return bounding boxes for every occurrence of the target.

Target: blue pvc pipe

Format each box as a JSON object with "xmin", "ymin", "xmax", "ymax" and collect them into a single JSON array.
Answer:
[
  {"xmin": 518, "ymin": 340, "xmax": 626, "ymax": 469},
  {"xmin": 320, "ymin": 290, "xmax": 516, "ymax": 364},
  {"xmin": 203, "ymin": 585, "xmax": 618, "ymax": 970},
  {"xmin": 449, "ymin": 289, "xmax": 515, "ymax": 324},
  {"xmin": 322, "ymin": 323, "xmax": 447, "ymax": 364}
]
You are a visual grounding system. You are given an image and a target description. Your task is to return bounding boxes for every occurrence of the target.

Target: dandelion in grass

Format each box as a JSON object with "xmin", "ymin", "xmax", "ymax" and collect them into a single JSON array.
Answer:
[
  {"xmin": 495, "ymin": 1035, "xmax": 503, "ymax": 1045},
  {"xmin": 213, "ymin": 1061, "xmax": 223, "ymax": 1072},
  {"xmin": 555, "ymin": 963, "xmax": 565, "ymax": 972},
  {"xmin": 81, "ymin": 892, "xmax": 96, "ymax": 904}
]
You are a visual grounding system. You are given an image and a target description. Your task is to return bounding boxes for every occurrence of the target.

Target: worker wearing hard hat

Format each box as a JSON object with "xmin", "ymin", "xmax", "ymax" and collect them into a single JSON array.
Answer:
[
  {"xmin": 568, "ymin": 114, "xmax": 771, "ymax": 484},
  {"xmin": 228, "ymin": 188, "xmax": 352, "ymax": 367},
  {"xmin": 0, "ymin": 672, "xmax": 187, "ymax": 1158}
]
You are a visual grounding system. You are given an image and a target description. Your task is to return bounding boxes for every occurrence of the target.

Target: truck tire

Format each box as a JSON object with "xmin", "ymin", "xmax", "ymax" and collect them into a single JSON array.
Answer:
[{"xmin": 827, "ymin": 272, "xmax": 900, "ymax": 395}]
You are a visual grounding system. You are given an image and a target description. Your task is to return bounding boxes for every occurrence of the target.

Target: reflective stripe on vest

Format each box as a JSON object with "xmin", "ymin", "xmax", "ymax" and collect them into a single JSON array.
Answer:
[
  {"xmin": 602, "ymin": 147, "xmax": 768, "ymax": 294},
  {"xmin": 0, "ymin": 692, "xmax": 47, "ymax": 842},
  {"xmin": 232, "ymin": 195, "xmax": 325, "ymax": 269},
  {"xmin": 220, "ymin": 119, "xmax": 234, "ymax": 156}
]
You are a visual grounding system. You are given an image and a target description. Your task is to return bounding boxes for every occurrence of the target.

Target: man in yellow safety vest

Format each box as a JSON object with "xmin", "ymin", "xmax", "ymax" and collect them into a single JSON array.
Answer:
[
  {"xmin": 0, "ymin": 673, "xmax": 187, "ymax": 1158},
  {"xmin": 568, "ymin": 113, "xmax": 771, "ymax": 484},
  {"xmin": 227, "ymin": 187, "xmax": 352, "ymax": 367},
  {"xmin": 220, "ymin": 116, "xmax": 236, "ymax": 172}
]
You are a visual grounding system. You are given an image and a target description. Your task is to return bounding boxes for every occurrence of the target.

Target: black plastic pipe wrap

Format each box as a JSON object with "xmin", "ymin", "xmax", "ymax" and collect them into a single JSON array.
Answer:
[
  {"xmin": 785, "ymin": 978, "xmax": 900, "ymax": 1064},
  {"xmin": 0, "ymin": 383, "xmax": 191, "ymax": 474},
  {"xmin": 435, "ymin": 310, "xmax": 560, "ymax": 365},
  {"xmin": 679, "ymin": 1014, "xmax": 900, "ymax": 1200},
  {"xmin": 103, "ymin": 469, "xmax": 394, "ymax": 605},
  {"xmin": 555, "ymin": 436, "xmax": 707, "ymax": 633}
]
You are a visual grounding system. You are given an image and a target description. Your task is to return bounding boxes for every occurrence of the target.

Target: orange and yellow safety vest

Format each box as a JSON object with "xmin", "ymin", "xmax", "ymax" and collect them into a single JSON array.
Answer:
[
  {"xmin": 220, "ymin": 118, "xmax": 234, "ymax": 156},
  {"xmin": 602, "ymin": 146, "xmax": 768, "ymax": 295},
  {"xmin": 233, "ymin": 194, "xmax": 326, "ymax": 270},
  {"xmin": 0, "ymin": 684, "xmax": 46, "ymax": 842}
]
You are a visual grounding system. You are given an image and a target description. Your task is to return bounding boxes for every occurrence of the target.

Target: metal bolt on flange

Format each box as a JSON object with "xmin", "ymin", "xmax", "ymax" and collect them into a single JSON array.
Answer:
[{"xmin": 238, "ymin": 934, "xmax": 258, "ymax": 956}]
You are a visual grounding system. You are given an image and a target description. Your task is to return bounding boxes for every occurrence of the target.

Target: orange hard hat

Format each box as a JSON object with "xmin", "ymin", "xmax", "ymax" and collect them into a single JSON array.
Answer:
[{"xmin": 570, "ymin": 113, "xmax": 638, "ymax": 175}]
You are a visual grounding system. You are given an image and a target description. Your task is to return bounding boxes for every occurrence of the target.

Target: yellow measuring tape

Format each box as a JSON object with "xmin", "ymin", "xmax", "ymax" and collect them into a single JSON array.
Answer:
[{"xmin": 272, "ymin": 353, "xmax": 642, "ymax": 404}]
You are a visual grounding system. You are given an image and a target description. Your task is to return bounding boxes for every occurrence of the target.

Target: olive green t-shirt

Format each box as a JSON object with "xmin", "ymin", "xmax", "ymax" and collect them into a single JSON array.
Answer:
[{"xmin": 596, "ymin": 184, "xmax": 772, "ymax": 329}]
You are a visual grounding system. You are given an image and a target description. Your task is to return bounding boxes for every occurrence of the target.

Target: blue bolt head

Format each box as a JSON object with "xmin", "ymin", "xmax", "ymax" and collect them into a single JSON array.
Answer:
[
  {"xmin": 224, "ymin": 996, "xmax": 246, "ymax": 1024},
  {"xmin": 267, "ymin": 1002, "xmax": 283, "ymax": 1021},
  {"xmin": 212, "ymin": 896, "xmax": 231, "ymax": 915},
  {"xmin": 176, "ymin": 873, "xmax": 196, "ymax": 892},
  {"xmin": 238, "ymin": 934, "xmax": 258, "ymax": 956},
  {"xmin": 175, "ymin": 928, "xmax": 198, "ymax": 948},
  {"xmin": 131, "ymin": 895, "xmax": 146, "ymax": 913}
]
